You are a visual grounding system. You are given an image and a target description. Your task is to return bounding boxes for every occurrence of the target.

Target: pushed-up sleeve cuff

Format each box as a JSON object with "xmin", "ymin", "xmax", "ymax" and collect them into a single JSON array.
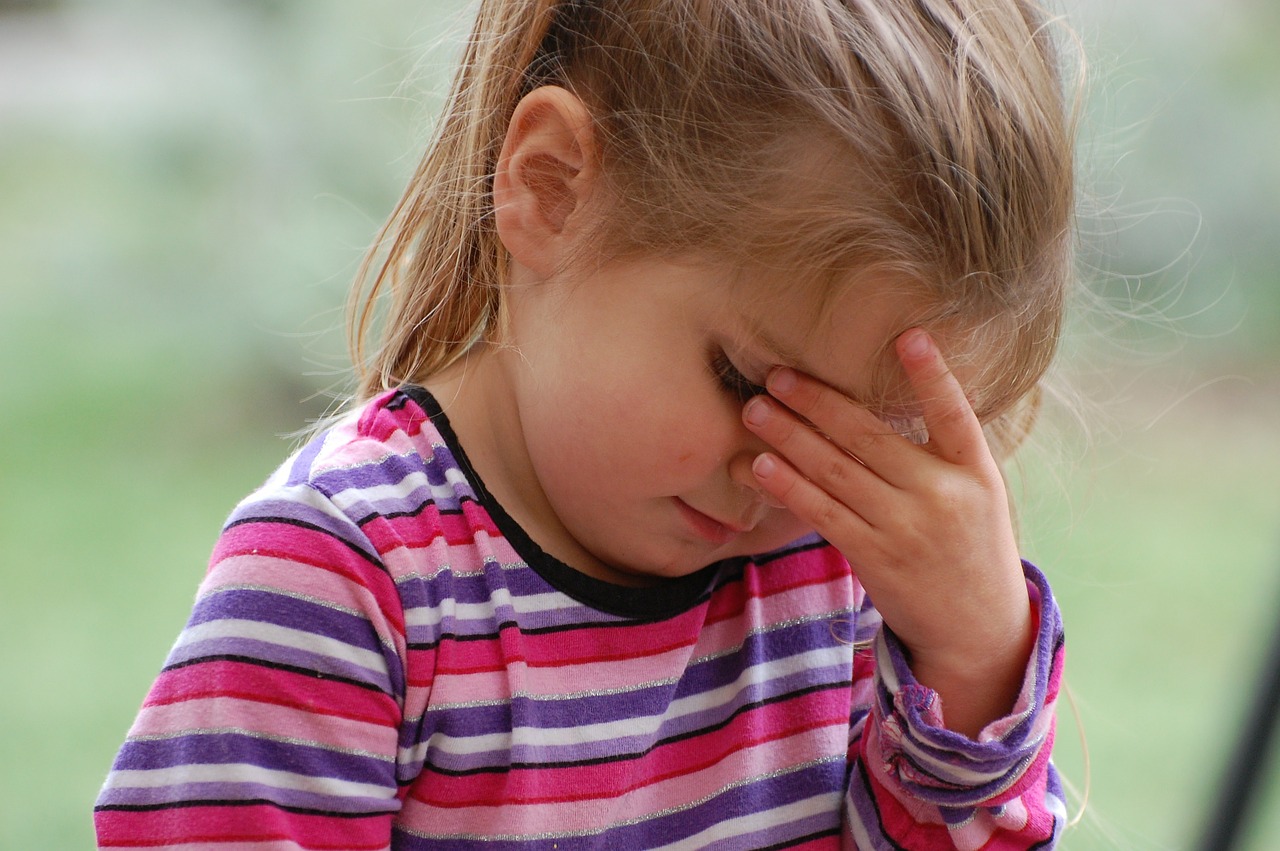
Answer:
[{"xmin": 868, "ymin": 560, "xmax": 1065, "ymax": 810}]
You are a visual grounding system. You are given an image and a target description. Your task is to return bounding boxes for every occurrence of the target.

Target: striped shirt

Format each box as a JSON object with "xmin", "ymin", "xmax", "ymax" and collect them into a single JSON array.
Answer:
[{"xmin": 96, "ymin": 387, "xmax": 1066, "ymax": 849}]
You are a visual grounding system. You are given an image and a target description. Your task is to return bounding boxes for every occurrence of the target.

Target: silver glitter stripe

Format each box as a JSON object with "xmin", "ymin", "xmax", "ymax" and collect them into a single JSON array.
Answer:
[
  {"xmin": 394, "ymin": 565, "xmax": 455, "ymax": 584},
  {"xmin": 396, "ymin": 754, "xmax": 844, "ymax": 842},
  {"xmin": 124, "ymin": 727, "xmax": 392, "ymax": 761},
  {"xmin": 315, "ymin": 449, "xmax": 404, "ymax": 474},
  {"xmin": 394, "ymin": 561, "xmax": 534, "ymax": 584},
  {"xmin": 204, "ymin": 583, "xmax": 364, "ymax": 619}
]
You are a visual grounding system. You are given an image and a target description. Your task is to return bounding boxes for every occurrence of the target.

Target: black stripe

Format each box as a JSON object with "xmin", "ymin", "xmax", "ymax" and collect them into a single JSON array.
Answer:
[
  {"xmin": 1029, "ymin": 820, "xmax": 1060, "ymax": 851},
  {"xmin": 851, "ymin": 758, "xmax": 910, "ymax": 851},
  {"xmin": 404, "ymin": 605, "xmax": 734, "ymax": 652},
  {"xmin": 354, "ymin": 499, "xmax": 466, "ymax": 527},
  {"xmin": 758, "ymin": 826, "xmax": 842, "ymax": 850},
  {"xmin": 94, "ymin": 798, "xmax": 394, "ymax": 818}
]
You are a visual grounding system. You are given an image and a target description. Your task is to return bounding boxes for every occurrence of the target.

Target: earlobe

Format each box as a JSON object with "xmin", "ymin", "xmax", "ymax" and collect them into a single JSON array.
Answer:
[{"xmin": 493, "ymin": 86, "xmax": 598, "ymax": 277}]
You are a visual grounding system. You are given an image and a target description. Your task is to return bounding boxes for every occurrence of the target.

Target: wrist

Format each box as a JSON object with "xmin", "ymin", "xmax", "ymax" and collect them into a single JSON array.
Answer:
[{"xmin": 907, "ymin": 599, "xmax": 1036, "ymax": 738}]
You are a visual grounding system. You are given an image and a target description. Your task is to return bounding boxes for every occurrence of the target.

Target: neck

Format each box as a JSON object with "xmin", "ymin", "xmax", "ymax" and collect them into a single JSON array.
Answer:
[{"xmin": 425, "ymin": 344, "xmax": 654, "ymax": 587}]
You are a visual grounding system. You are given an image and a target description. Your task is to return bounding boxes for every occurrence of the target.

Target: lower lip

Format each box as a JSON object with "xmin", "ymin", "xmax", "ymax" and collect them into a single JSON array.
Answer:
[{"xmin": 674, "ymin": 499, "xmax": 737, "ymax": 545}]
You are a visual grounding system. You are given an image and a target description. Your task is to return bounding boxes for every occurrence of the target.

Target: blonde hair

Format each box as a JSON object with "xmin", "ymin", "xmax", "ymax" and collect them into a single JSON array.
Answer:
[{"xmin": 349, "ymin": 0, "xmax": 1077, "ymax": 455}]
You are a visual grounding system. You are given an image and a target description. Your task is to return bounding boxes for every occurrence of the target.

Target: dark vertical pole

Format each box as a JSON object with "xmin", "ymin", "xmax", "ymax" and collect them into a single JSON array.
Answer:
[{"xmin": 1196, "ymin": 565, "xmax": 1280, "ymax": 851}]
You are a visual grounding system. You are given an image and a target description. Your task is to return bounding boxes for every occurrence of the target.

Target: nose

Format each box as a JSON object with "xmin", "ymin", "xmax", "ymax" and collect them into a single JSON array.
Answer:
[{"xmin": 727, "ymin": 435, "xmax": 784, "ymax": 525}]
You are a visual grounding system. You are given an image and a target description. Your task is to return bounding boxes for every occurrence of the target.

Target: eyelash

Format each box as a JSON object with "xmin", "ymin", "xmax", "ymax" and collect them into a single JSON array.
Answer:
[{"xmin": 710, "ymin": 349, "xmax": 768, "ymax": 403}]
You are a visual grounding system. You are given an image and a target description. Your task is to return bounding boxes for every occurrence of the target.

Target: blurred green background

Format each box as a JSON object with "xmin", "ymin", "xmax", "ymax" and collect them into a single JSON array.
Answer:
[{"xmin": 2, "ymin": 1, "xmax": 1278, "ymax": 848}]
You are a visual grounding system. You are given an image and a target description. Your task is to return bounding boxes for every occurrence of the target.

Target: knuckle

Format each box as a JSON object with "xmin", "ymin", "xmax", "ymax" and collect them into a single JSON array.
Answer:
[
  {"xmin": 846, "ymin": 429, "xmax": 879, "ymax": 458},
  {"xmin": 811, "ymin": 493, "xmax": 843, "ymax": 530},
  {"xmin": 927, "ymin": 477, "xmax": 971, "ymax": 514},
  {"xmin": 821, "ymin": 454, "xmax": 856, "ymax": 490}
]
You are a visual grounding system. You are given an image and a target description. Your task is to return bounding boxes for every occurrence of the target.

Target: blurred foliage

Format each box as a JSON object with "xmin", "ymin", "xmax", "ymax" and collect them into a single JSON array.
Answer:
[
  {"xmin": 1072, "ymin": 0, "xmax": 1280, "ymax": 362},
  {"xmin": 1, "ymin": 1, "xmax": 1278, "ymax": 849}
]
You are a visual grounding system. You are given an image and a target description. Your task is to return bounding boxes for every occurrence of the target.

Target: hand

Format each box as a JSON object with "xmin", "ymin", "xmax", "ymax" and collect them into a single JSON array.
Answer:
[{"xmin": 742, "ymin": 329, "xmax": 1034, "ymax": 737}]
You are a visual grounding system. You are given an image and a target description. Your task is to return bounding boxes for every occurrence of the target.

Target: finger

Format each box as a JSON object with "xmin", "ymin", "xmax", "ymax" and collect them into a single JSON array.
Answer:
[
  {"xmin": 743, "ymin": 394, "xmax": 892, "ymax": 505},
  {"xmin": 895, "ymin": 329, "xmax": 986, "ymax": 464},
  {"xmin": 761, "ymin": 367, "xmax": 917, "ymax": 473},
  {"xmin": 750, "ymin": 451, "xmax": 874, "ymax": 539}
]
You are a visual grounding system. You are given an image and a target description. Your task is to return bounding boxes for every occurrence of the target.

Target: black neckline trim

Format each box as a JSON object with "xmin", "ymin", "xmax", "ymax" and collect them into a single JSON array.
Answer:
[{"xmin": 399, "ymin": 386, "xmax": 730, "ymax": 621}]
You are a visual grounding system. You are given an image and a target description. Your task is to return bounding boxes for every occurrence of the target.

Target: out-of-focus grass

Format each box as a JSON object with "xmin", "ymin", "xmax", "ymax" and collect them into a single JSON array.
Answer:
[
  {"xmin": 3, "ymin": 2, "xmax": 1279, "ymax": 849},
  {"xmin": 0, "ymin": 374, "xmax": 297, "ymax": 849},
  {"xmin": 1015, "ymin": 380, "xmax": 1280, "ymax": 849}
]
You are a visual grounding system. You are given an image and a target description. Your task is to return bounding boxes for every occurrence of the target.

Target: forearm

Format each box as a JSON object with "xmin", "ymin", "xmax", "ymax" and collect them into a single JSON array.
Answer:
[{"xmin": 907, "ymin": 578, "xmax": 1037, "ymax": 738}]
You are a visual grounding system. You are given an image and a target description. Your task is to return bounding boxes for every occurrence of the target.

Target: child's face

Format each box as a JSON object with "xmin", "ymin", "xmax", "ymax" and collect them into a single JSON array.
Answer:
[{"xmin": 496, "ymin": 252, "xmax": 921, "ymax": 586}]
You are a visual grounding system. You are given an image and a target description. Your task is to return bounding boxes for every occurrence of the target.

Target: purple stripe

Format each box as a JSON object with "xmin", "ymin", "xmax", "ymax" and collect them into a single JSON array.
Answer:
[
  {"xmin": 699, "ymin": 808, "xmax": 839, "ymax": 851},
  {"xmin": 190, "ymin": 588, "xmax": 383, "ymax": 655},
  {"xmin": 394, "ymin": 556, "xmax": 579, "ymax": 610},
  {"xmin": 168, "ymin": 636, "xmax": 391, "ymax": 693},
  {"xmin": 113, "ymin": 732, "xmax": 392, "ymax": 784},
  {"xmin": 428, "ymin": 443, "xmax": 479, "ymax": 506},
  {"xmin": 408, "ymin": 731, "xmax": 657, "ymax": 775},
  {"xmin": 305, "ymin": 440, "xmax": 479, "ymax": 514},
  {"xmin": 673, "ymin": 617, "xmax": 849, "ymax": 700},
  {"xmin": 400, "ymin": 665, "xmax": 849, "ymax": 772},
  {"xmin": 286, "ymin": 432, "xmax": 327, "ymax": 487},
  {"xmin": 846, "ymin": 758, "xmax": 891, "ymax": 846},
  {"xmin": 187, "ymin": 587, "xmax": 407, "ymax": 697},
  {"xmin": 942, "ymin": 805, "xmax": 977, "ymax": 827}
]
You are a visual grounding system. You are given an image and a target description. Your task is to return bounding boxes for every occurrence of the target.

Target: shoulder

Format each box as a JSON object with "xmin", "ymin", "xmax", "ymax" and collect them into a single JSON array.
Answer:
[
  {"xmin": 234, "ymin": 388, "xmax": 454, "ymax": 520},
  {"xmin": 216, "ymin": 389, "xmax": 460, "ymax": 573},
  {"xmin": 293, "ymin": 388, "xmax": 443, "ymax": 493}
]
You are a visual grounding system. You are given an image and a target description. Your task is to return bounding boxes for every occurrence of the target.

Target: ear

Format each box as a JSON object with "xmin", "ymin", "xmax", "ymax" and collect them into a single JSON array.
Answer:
[{"xmin": 493, "ymin": 86, "xmax": 598, "ymax": 278}]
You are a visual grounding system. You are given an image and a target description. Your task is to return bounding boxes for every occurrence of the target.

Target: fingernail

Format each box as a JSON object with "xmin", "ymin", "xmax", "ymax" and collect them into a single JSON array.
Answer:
[
  {"xmin": 752, "ymin": 454, "xmax": 777, "ymax": 478},
  {"xmin": 767, "ymin": 367, "xmax": 796, "ymax": 395},
  {"xmin": 899, "ymin": 329, "xmax": 931, "ymax": 358},
  {"xmin": 743, "ymin": 397, "xmax": 769, "ymax": 427}
]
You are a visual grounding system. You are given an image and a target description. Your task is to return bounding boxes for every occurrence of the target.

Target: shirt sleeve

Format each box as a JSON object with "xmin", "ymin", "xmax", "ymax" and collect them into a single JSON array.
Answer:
[
  {"xmin": 844, "ymin": 560, "xmax": 1067, "ymax": 850},
  {"xmin": 93, "ymin": 481, "xmax": 410, "ymax": 850}
]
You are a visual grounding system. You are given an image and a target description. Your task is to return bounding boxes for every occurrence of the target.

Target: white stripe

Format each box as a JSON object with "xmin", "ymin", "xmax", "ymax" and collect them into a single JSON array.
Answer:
[
  {"xmin": 175, "ymin": 618, "xmax": 386, "ymax": 673},
  {"xmin": 328, "ymin": 469, "xmax": 447, "ymax": 510},
  {"xmin": 403, "ymin": 587, "xmax": 578, "ymax": 628},
  {"xmin": 103, "ymin": 763, "xmax": 391, "ymax": 800}
]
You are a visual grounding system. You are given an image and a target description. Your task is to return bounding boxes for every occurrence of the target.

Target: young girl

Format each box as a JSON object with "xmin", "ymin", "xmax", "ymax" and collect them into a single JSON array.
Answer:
[{"xmin": 97, "ymin": 0, "xmax": 1074, "ymax": 847}]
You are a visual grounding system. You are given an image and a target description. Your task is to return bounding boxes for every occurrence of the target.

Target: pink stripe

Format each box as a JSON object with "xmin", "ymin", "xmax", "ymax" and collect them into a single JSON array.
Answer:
[
  {"xmin": 130, "ymin": 696, "xmax": 399, "ymax": 756},
  {"xmin": 95, "ymin": 804, "xmax": 391, "ymax": 849},
  {"xmin": 145, "ymin": 661, "xmax": 399, "ymax": 727},
  {"xmin": 209, "ymin": 526, "xmax": 403, "ymax": 635}
]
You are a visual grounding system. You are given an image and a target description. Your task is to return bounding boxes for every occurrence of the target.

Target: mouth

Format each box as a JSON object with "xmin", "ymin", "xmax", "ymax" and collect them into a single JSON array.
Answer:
[{"xmin": 673, "ymin": 498, "xmax": 744, "ymax": 546}]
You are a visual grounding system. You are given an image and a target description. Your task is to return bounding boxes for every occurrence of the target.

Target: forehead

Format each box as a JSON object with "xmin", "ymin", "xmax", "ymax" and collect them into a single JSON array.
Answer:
[{"xmin": 725, "ymin": 269, "xmax": 923, "ymax": 408}]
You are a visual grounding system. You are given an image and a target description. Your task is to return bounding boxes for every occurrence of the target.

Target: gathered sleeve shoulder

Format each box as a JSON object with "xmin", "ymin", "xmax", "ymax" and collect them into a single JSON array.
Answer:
[{"xmin": 845, "ymin": 561, "xmax": 1067, "ymax": 849}]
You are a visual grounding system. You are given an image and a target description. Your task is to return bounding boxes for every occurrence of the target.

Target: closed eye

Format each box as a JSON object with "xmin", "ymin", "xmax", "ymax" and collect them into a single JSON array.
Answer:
[{"xmin": 710, "ymin": 349, "xmax": 768, "ymax": 403}]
